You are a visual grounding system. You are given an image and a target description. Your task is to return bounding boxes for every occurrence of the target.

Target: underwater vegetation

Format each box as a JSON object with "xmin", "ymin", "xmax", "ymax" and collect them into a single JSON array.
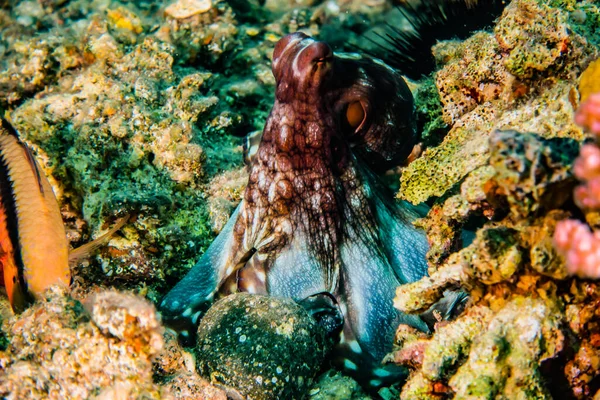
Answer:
[{"xmin": 0, "ymin": 0, "xmax": 600, "ymax": 399}]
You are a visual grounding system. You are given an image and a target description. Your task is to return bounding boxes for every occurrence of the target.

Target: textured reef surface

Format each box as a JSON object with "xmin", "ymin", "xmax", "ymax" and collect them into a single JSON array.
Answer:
[{"xmin": 1, "ymin": 0, "xmax": 600, "ymax": 399}]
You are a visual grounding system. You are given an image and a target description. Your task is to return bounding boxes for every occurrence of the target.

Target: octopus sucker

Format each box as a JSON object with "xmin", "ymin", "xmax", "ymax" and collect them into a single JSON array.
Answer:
[{"xmin": 160, "ymin": 32, "xmax": 435, "ymax": 390}]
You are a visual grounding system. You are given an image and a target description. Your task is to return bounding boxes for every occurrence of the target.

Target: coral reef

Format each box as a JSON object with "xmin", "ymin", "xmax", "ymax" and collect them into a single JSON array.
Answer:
[
  {"xmin": 391, "ymin": 130, "xmax": 584, "ymax": 398},
  {"xmin": 2, "ymin": 0, "xmax": 600, "ymax": 399},
  {"xmin": 0, "ymin": 286, "xmax": 227, "ymax": 399},
  {"xmin": 0, "ymin": 287, "xmax": 166, "ymax": 399},
  {"xmin": 386, "ymin": 4, "xmax": 600, "ymax": 396},
  {"xmin": 195, "ymin": 293, "xmax": 334, "ymax": 400},
  {"xmin": 400, "ymin": 0, "xmax": 597, "ymax": 205}
]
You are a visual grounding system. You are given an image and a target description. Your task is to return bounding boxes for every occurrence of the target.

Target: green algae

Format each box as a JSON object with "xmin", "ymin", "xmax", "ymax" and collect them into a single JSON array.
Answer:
[
  {"xmin": 6, "ymin": 26, "xmax": 252, "ymax": 287},
  {"xmin": 551, "ymin": 0, "xmax": 600, "ymax": 47},
  {"xmin": 400, "ymin": 113, "xmax": 496, "ymax": 205},
  {"xmin": 412, "ymin": 76, "xmax": 448, "ymax": 148}
]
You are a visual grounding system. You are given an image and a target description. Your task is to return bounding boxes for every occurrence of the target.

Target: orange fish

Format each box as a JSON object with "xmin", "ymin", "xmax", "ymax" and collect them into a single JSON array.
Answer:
[{"xmin": 0, "ymin": 118, "xmax": 127, "ymax": 312}]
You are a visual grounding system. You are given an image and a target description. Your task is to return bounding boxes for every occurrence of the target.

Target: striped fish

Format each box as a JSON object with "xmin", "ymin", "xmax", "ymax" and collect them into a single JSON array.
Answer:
[
  {"xmin": 0, "ymin": 117, "xmax": 70, "ymax": 312},
  {"xmin": 0, "ymin": 118, "xmax": 129, "ymax": 313}
]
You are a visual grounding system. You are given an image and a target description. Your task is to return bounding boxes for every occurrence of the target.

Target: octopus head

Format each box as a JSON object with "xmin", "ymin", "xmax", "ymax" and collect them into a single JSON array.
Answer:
[{"xmin": 266, "ymin": 32, "xmax": 418, "ymax": 174}]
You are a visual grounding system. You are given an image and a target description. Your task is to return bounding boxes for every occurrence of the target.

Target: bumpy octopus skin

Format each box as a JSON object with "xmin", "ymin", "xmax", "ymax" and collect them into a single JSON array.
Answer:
[{"xmin": 160, "ymin": 32, "xmax": 430, "ymax": 388}]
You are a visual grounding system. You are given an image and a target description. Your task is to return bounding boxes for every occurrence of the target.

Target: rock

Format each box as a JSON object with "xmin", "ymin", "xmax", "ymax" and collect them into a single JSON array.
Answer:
[
  {"xmin": 165, "ymin": 0, "xmax": 212, "ymax": 19},
  {"xmin": 0, "ymin": 287, "xmax": 167, "ymax": 399},
  {"xmin": 196, "ymin": 293, "xmax": 333, "ymax": 400},
  {"xmin": 308, "ymin": 370, "xmax": 371, "ymax": 400}
]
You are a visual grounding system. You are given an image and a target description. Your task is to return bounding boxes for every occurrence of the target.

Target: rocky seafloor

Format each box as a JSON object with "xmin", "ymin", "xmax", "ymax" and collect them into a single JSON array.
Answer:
[{"xmin": 1, "ymin": 0, "xmax": 600, "ymax": 399}]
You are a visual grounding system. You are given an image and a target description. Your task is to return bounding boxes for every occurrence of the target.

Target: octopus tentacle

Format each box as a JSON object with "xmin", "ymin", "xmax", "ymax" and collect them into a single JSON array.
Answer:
[
  {"xmin": 159, "ymin": 204, "xmax": 249, "ymax": 342},
  {"xmin": 359, "ymin": 163, "xmax": 430, "ymax": 284},
  {"xmin": 328, "ymin": 157, "xmax": 428, "ymax": 388},
  {"xmin": 263, "ymin": 234, "xmax": 329, "ymax": 300}
]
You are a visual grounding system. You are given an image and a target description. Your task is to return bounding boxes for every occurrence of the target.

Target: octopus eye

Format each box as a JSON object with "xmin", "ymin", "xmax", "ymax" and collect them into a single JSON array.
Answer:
[{"xmin": 345, "ymin": 101, "xmax": 366, "ymax": 131}]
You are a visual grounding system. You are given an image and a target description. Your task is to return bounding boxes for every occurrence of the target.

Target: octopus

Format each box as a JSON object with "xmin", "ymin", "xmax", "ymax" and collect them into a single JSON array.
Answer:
[{"xmin": 160, "ymin": 32, "xmax": 434, "ymax": 389}]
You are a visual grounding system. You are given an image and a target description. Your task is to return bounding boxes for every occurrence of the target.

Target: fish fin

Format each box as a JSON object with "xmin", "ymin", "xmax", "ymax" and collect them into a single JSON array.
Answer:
[
  {"xmin": 22, "ymin": 144, "xmax": 44, "ymax": 194},
  {"xmin": 68, "ymin": 215, "xmax": 129, "ymax": 266},
  {"xmin": 1, "ymin": 242, "xmax": 31, "ymax": 314},
  {"xmin": 242, "ymin": 130, "xmax": 262, "ymax": 166},
  {"xmin": 420, "ymin": 289, "xmax": 469, "ymax": 331},
  {"xmin": 159, "ymin": 203, "xmax": 248, "ymax": 345},
  {"xmin": 8, "ymin": 277, "xmax": 29, "ymax": 314},
  {"xmin": 0, "ymin": 247, "xmax": 30, "ymax": 313}
]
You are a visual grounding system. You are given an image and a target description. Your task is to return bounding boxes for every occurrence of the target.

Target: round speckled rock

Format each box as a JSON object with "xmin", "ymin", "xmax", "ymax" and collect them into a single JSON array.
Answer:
[{"xmin": 196, "ymin": 293, "xmax": 333, "ymax": 400}]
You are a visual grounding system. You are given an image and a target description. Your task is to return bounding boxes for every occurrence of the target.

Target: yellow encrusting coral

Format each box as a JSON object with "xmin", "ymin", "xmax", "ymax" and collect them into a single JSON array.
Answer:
[
  {"xmin": 400, "ymin": 0, "xmax": 595, "ymax": 205},
  {"xmin": 393, "ymin": 128, "xmax": 595, "ymax": 398},
  {"xmin": 579, "ymin": 59, "xmax": 600, "ymax": 102}
]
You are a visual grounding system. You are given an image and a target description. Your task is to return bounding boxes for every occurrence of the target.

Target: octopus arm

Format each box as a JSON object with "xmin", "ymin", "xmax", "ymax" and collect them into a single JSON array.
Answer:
[
  {"xmin": 263, "ymin": 233, "xmax": 328, "ymax": 300},
  {"xmin": 363, "ymin": 167, "xmax": 430, "ymax": 284},
  {"xmin": 335, "ymin": 220, "xmax": 428, "ymax": 387},
  {"xmin": 339, "ymin": 226, "xmax": 428, "ymax": 355},
  {"xmin": 159, "ymin": 203, "xmax": 249, "ymax": 341}
]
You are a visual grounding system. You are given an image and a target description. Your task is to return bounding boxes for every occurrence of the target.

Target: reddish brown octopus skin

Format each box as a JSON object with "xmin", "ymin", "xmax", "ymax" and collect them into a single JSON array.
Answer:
[{"xmin": 160, "ymin": 33, "xmax": 430, "ymax": 390}]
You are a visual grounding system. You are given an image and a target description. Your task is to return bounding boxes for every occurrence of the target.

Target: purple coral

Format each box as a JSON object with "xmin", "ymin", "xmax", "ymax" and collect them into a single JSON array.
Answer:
[{"xmin": 554, "ymin": 93, "xmax": 600, "ymax": 278}]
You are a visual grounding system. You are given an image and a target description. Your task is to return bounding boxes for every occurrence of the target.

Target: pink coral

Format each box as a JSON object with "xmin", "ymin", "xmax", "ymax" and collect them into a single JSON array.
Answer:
[
  {"xmin": 575, "ymin": 93, "xmax": 600, "ymax": 135},
  {"xmin": 554, "ymin": 219, "xmax": 600, "ymax": 278},
  {"xmin": 573, "ymin": 144, "xmax": 600, "ymax": 210},
  {"xmin": 554, "ymin": 92, "xmax": 600, "ymax": 278}
]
